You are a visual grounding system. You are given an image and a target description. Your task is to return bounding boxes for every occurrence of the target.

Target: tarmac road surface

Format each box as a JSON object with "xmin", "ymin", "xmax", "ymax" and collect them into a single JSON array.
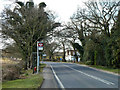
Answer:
[{"xmin": 41, "ymin": 62, "xmax": 119, "ymax": 89}]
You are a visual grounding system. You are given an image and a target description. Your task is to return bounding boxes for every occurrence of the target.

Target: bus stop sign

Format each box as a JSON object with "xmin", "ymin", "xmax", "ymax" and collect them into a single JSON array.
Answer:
[{"xmin": 38, "ymin": 42, "xmax": 43, "ymax": 50}]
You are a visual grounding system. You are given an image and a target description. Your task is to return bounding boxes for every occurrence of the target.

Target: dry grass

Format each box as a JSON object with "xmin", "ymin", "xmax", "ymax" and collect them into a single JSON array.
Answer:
[
  {"xmin": 2, "ymin": 64, "xmax": 46, "ymax": 88},
  {"xmin": 1, "ymin": 58, "xmax": 19, "ymax": 64},
  {"xmin": 1, "ymin": 58, "xmax": 20, "ymax": 68},
  {"xmin": 1, "ymin": 58, "xmax": 22, "ymax": 81}
]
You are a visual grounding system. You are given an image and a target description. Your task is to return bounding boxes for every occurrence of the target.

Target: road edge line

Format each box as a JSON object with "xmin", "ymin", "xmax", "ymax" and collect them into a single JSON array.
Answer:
[{"xmin": 50, "ymin": 65, "xmax": 65, "ymax": 89}]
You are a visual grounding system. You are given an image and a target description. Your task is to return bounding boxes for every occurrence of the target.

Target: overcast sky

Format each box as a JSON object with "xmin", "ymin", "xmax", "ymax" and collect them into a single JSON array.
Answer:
[
  {"xmin": 36, "ymin": 0, "xmax": 88, "ymax": 22},
  {"xmin": 0, "ymin": 0, "xmax": 88, "ymax": 49},
  {"xmin": 0, "ymin": 0, "xmax": 88, "ymax": 22}
]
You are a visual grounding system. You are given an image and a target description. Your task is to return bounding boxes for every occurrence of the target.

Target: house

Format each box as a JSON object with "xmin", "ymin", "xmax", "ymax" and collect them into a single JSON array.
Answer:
[{"xmin": 65, "ymin": 50, "xmax": 80, "ymax": 62}]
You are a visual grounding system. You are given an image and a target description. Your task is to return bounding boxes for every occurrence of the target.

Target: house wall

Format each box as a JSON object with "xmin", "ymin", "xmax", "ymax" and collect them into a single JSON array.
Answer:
[{"xmin": 65, "ymin": 50, "xmax": 80, "ymax": 62}]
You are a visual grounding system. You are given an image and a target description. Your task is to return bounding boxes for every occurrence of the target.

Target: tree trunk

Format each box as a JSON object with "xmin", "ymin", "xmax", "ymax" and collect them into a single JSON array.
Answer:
[
  {"xmin": 62, "ymin": 42, "xmax": 66, "ymax": 62},
  {"xmin": 49, "ymin": 56, "xmax": 52, "ymax": 61},
  {"xmin": 24, "ymin": 58, "xmax": 28, "ymax": 70},
  {"xmin": 28, "ymin": 58, "xmax": 31, "ymax": 68},
  {"xmin": 76, "ymin": 55, "xmax": 78, "ymax": 62}
]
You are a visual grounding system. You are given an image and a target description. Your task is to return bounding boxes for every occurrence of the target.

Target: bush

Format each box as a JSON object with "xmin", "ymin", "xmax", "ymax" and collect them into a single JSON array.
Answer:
[
  {"xmin": 2, "ymin": 63, "xmax": 22, "ymax": 81},
  {"xmin": 25, "ymin": 73, "xmax": 29, "ymax": 76},
  {"xmin": 85, "ymin": 61, "xmax": 92, "ymax": 65}
]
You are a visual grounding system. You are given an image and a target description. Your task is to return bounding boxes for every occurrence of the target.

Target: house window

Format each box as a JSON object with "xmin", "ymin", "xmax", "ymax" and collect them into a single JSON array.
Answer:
[
  {"xmin": 71, "ymin": 51, "xmax": 73, "ymax": 56},
  {"xmin": 67, "ymin": 50, "xmax": 69, "ymax": 55}
]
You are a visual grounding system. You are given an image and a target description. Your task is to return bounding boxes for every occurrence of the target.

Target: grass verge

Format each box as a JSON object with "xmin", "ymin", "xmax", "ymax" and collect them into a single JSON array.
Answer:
[
  {"xmin": 72, "ymin": 62, "xmax": 119, "ymax": 74},
  {"xmin": 2, "ymin": 63, "xmax": 46, "ymax": 89},
  {"xmin": 89, "ymin": 65, "xmax": 119, "ymax": 74}
]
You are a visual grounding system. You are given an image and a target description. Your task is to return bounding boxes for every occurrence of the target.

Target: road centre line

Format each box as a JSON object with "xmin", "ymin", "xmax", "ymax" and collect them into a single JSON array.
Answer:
[
  {"xmin": 50, "ymin": 65, "xmax": 65, "ymax": 89},
  {"xmin": 60, "ymin": 62, "xmax": 119, "ymax": 76},
  {"xmin": 75, "ymin": 63, "xmax": 120, "ymax": 76},
  {"xmin": 64, "ymin": 65, "xmax": 115, "ymax": 85}
]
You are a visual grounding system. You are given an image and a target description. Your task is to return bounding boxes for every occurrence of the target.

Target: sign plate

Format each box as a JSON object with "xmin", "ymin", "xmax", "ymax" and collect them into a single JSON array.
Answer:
[
  {"xmin": 38, "ymin": 43, "xmax": 43, "ymax": 47},
  {"xmin": 37, "ymin": 42, "xmax": 43, "ymax": 50}
]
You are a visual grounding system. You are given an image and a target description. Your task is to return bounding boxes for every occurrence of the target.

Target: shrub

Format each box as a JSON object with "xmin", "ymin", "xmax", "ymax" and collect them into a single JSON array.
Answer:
[
  {"xmin": 85, "ymin": 61, "xmax": 92, "ymax": 65},
  {"xmin": 25, "ymin": 73, "xmax": 29, "ymax": 76},
  {"xmin": 2, "ymin": 62, "xmax": 22, "ymax": 81}
]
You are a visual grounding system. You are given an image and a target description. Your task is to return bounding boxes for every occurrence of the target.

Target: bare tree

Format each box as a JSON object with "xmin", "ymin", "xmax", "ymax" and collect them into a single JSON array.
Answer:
[
  {"xmin": 1, "ymin": 1, "xmax": 59, "ymax": 69},
  {"xmin": 44, "ymin": 39, "xmax": 60, "ymax": 61},
  {"xmin": 77, "ymin": 0, "xmax": 120, "ymax": 37}
]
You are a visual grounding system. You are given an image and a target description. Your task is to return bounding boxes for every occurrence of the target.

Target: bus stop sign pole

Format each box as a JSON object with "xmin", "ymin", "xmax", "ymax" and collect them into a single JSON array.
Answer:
[
  {"xmin": 37, "ymin": 41, "xmax": 39, "ymax": 74},
  {"xmin": 37, "ymin": 41, "xmax": 43, "ymax": 74}
]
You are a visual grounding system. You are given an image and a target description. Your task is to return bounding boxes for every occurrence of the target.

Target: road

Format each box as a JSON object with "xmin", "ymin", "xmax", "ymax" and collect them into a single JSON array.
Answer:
[{"xmin": 41, "ymin": 62, "xmax": 119, "ymax": 89}]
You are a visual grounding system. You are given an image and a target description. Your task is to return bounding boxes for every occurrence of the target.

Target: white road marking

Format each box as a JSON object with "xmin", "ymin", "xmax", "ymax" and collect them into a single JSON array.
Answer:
[
  {"xmin": 50, "ymin": 65, "xmax": 65, "ymax": 89},
  {"xmin": 64, "ymin": 65, "xmax": 115, "ymax": 85},
  {"xmin": 75, "ymin": 63, "xmax": 120, "ymax": 76}
]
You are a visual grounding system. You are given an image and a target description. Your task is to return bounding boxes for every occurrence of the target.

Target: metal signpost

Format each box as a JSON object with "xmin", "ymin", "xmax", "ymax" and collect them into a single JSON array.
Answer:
[
  {"xmin": 37, "ymin": 41, "xmax": 43, "ymax": 74},
  {"xmin": 42, "ymin": 54, "xmax": 46, "ymax": 63}
]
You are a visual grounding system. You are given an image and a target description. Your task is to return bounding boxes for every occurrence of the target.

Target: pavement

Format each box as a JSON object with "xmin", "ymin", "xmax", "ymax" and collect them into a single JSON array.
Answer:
[
  {"xmin": 41, "ymin": 62, "xmax": 120, "ymax": 89},
  {"xmin": 41, "ymin": 64, "xmax": 59, "ymax": 89}
]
